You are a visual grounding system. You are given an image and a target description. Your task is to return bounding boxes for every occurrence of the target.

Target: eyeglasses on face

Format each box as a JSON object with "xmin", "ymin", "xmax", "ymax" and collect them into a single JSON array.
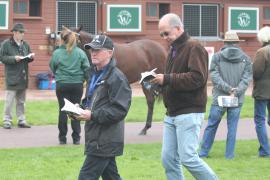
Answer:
[
  {"xmin": 19, "ymin": 31, "xmax": 25, "ymax": 34},
  {"xmin": 160, "ymin": 26, "xmax": 180, "ymax": 37},
  {"xmin": 160, "ymin": 31, "xmax": 170, "ymax": 38}
]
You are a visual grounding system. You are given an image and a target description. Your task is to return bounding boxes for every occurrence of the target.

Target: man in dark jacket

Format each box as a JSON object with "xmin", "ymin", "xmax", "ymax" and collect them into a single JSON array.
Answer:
[
  {"xmin": 199, "ymin": 31, "xmax": 252, "ymax": 159},
  {"xmin": 152, "ymin": 13, "xmax": 218, "ymax": 180},
  {"xmin": 0, "ymin": 23, "xmax": 34, "ymax": 129},
  {"xmin": 74, "ymin": 35, "xmax": 132, "ymax": 180},
  {"xmin": 252, "ymin": 26, "xmax": 270, "ymax": 157}
]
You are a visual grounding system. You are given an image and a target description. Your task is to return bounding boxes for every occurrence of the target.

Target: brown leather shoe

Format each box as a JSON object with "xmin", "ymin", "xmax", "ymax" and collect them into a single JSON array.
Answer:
[{"xmin": 18, "ymin": 123, "xmax": 31, "ymax": 128}]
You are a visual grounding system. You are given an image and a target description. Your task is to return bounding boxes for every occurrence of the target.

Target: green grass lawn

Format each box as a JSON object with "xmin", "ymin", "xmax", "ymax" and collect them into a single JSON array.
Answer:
[
  {"xmin": 0, "ymin": 96, "xmax": 255, "ymax": 126},
  {"xmin": 0, "ymin": 96, "xmax": 268, "ymax": 180},
  {"xmin": 0, "ymin": 140, "xmax": 269, "ymax": 180}
]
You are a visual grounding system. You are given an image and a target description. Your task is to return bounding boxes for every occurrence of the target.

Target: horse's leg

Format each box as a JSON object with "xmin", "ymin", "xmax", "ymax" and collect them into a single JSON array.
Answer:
[{"xmin": 139, "ymin": 87, "xmax": 155, "ymax": 135}]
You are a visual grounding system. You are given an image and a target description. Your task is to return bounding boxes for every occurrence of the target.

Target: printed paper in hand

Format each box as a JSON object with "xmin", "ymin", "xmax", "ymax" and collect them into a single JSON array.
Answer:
[
  {"xmin": 21, "ymin": 53, "xmax": 35, "ymax": 61},
  {"xmin": 218, "ymin": 96, "xmax": 238, "ymax": 107},
  {"xmin": 61, "ymin": 98, "xmax": 84, "ymax": 115},
  {"xmin": 139, "ymin": 68, "xmax": 157, "ymax": 84}
]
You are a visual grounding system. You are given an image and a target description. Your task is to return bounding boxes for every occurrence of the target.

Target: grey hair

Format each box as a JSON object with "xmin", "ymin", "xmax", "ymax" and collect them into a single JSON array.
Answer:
[
  {"xmin": 257, "ymin": 26, "xmax": 270, "ymax": 44},
  {"xmin": 161, "ymin": 13, "xmax": 184, "ymax": 28}
]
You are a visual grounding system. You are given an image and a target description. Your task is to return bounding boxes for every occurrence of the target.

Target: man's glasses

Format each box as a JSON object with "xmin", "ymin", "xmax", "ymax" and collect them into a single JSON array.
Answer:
[
  {"xmin": 160, "ymin": 26, "xmax": 179, "ymax": 37},
  {"xmin": 19, "ymin": 31, "xmax": 24, "ymax": 34},
  {"xmin": 160, "ymin": 31, "xmax": 170, "ymax": 37}
]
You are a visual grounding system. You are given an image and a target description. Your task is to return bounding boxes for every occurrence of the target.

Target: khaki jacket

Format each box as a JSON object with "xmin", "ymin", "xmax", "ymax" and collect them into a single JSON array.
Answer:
[{"xmin": 252, "ymin": 44, "xmax": 270, "ymax": 99}]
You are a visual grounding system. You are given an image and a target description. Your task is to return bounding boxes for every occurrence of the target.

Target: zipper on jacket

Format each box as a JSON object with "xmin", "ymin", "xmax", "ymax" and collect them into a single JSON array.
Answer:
[
  {"xmin": 89, "ymin": 91, "xmax": 98, "ymax": 110},
  {"xmin": 89, "ymin": 83, "xmax": 104, "ymax": 110}
]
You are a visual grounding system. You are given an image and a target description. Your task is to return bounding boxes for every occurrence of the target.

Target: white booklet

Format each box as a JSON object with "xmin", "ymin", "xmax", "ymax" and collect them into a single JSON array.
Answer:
[
  {"xmin": 218, "ymin": 96, "xmax": 238, "ymax": 107},
  {"xmin": 139, "ymin": 68, "xmax": 157, "ymax": 84},
  {"xmin": 61, "ymin": 98, "xmax": 84, "ymax": 115},
  {"xmin": 21, "ymin": 53, "xmax": 35, "ymax": 60}
]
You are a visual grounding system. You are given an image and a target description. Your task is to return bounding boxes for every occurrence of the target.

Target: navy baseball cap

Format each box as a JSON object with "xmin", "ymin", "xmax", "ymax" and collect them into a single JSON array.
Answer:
[{"xmin": 84, "ymin": 35, "xmax": 114, "ymax": 50}]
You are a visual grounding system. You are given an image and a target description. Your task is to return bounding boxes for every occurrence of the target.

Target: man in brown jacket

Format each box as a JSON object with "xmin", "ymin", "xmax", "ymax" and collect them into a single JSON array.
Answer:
[
  {"xmin": 253, "ymin": 26, "xmax": 270, "ymax": 157},
  {"xmin": 151, "ymin": 13, "xmax": 218, "ymax": 180}
]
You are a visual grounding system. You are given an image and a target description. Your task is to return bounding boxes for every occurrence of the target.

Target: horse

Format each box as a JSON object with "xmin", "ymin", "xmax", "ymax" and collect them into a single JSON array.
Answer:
[{"xmin": 48, "ymin": 28, "xmax": 167, "ymax": 135}]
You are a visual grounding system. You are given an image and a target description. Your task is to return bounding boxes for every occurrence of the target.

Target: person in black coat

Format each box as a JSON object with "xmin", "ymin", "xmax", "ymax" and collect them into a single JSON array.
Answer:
[{"xmin": 74, "ymin": 35, "xmax": 132, "ymax": 180}]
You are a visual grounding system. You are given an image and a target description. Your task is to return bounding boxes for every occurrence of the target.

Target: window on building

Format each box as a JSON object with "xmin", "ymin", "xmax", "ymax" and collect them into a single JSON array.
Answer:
[
  {"xmin": 0, "ymin": 1, "xmax": 9, "ymax": 30},
  {"xmin": 57, "ymin": 0, "xmax": 97, "ymax": 34},
  {"xmin": 14, "ymin": 0, "xmax": 41, "ymax": 17},
  {"xmin": 146, "ymin": 3, "xmax": 157, "ymax": 17},
  {"xmin": 146, "ymin": 3, "xmax": 170, "ymax": 19},
  {"xmin": 264, "ymin": 7, "xmax": 270, "ymax": 20},
  {"xmin": 183, "ymin": 4, "xmax": 218, "ymax": 38}
]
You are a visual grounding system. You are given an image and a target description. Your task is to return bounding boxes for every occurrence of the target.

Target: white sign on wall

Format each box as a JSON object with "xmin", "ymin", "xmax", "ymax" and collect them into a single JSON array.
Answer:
[{"xmin": 205, "ymin": 47, "xmax": 215, "ymax": 69}]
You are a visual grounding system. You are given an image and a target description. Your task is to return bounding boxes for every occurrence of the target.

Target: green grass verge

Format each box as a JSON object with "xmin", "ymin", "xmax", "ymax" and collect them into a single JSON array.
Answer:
[
  {"xmin": 0, "ymin": 141, "xmax": 269, "ymax": 180},
  {"xmin": 0, "ymin": 96, "xmax": 254, "ymax": 126}
]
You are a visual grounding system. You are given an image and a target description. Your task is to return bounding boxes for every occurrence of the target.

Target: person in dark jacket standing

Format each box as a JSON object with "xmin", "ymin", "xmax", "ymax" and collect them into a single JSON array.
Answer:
[
  {"xmin": 252, "ymin": 26, "xmax": 270, "ymax": 157},
  {"xmin": 199, "ymin": 31, "xmax": 252, "ymax": 159},
  {"xmin": 151, "ymin": 13, "xmax": 218, "ymax": 180},
  {"xmin": 50, "ymin": 26, "xmax": 90, "ymax": 145},
  {"xmin": 0, "ymin": 23, "xmax": 34, "ymax": 129},
  {"xmin": 74, "ymin": 35, "xmax": 131, "ymax": 180}
]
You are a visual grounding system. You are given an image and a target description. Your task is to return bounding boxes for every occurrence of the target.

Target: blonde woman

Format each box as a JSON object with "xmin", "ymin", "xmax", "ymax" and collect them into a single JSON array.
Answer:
[{"xmin": 50, "ymin": 27, "xmax": 90, "ymax": 145}]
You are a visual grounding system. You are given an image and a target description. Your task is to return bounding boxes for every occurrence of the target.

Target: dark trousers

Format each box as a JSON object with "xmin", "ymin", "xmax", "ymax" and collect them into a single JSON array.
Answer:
[
  {"xmin": 78, "ymin": 155, "xmax": 122, "ymax": 180},
  {"xmin": 56, "ymin": 83, "xmax": 83, "ymax": 142}
]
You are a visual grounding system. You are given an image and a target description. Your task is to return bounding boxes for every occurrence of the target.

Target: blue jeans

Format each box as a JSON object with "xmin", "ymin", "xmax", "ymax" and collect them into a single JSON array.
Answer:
[
  {"xmin": 199, "ymin": 105, "xmax": 241, "ymax": 159},
  {"xmin": 162, "ymin": 113, "xmax": 218, "ymax": 180},
  {"xmin": 254, "ymin": 99, "xmax": 270, "ymax": 156}
]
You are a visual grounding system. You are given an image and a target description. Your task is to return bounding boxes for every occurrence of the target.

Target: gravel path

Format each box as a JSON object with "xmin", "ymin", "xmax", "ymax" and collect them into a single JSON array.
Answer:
[{"xmin": 0, "ymin": 120, "xmax": 269, "ymax": 149}]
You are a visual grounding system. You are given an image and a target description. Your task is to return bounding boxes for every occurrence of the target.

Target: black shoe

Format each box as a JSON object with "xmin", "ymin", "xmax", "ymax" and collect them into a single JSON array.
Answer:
[
  {"xmin": 59, "ymin": 140, "xmax": 67, "ymax": 145},
  {"xmin": 259, "ymin": 154, "xmax": 270, "ymax": 158},
  {"xmin": 73, "ymin": 140, "xmax": 80, "ymax": 145},
  {"xmin": 3, "ymin": 124, "xmax": 11, "ymax": 129},
  {"xmin": 18, "ymin": 123, "xmax": 31, "ymax": 128},
  {"xmin": 59, "ymin": 137, "xmax": 67, "ymax": 145}
]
